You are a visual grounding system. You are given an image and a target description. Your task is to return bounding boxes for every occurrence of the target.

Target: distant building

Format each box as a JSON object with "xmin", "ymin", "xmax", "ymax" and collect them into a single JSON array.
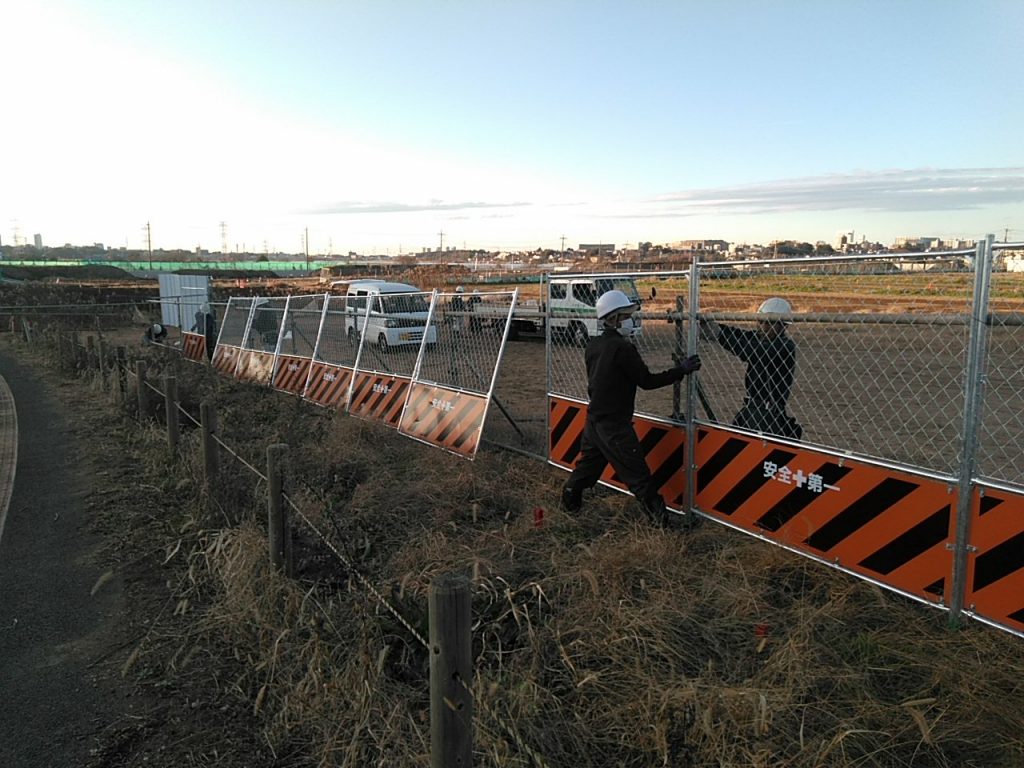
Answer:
[
  {"xmin": 672, "ymin": 239, "xmax": 730, "ymax": 252},
  {"xmin": 33, "ymin": 234, "xmax": 42, "ymax": 249},
  {"xmin": 578, "ymin": 243, "xmax": 615, "ymax": 256}
]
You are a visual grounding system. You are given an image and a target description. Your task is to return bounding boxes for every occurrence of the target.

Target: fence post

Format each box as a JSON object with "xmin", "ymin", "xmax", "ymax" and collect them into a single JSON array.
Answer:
[
  {"xmin": 164, "ymin": 375, "xmax": 179, "ymax": 456},
  {"xmin": 136, "ymin": 360, "xmax": 149, "ymax": 419},
  {"xmin": 430, "ymin": 572, "xmax": 473, "ymax": 768},
  {"xmin": 267, "ymin": 443, "xmax": 288, "ymax": 573},
  {"xmin": 98, "ymin": 340, "xmax": 109, "ymax": 382},
  {"xmin": 116, "ymin": 347, "xmax": 127, "ymax": 403},
  {"xmin": 949, "ymin": 234, "xmax": 995, "ymax": 627},
  {"xmin": 200, "ymin": 401, "xmax": 219, "ymax": 491},
  {"xmin": 86, "ymin": 335, "xmax": 95, "ymax": 369}
]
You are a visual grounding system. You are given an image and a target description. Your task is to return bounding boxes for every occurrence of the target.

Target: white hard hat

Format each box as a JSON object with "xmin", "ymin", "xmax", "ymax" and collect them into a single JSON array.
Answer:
[
  {"xmin": 455, "ymin": 286, "xmax": 465, "ymax": 293},
  {"xmin": 151, "ymin": 323, "xmax": 164, "ymax": 335},
  {"xmin": 758, "ymin": 297, "xmax": 792, "ymax": 317},
  {"xmin": 596, "ymin": 289, "xmax": 638, "ymax": 320}
]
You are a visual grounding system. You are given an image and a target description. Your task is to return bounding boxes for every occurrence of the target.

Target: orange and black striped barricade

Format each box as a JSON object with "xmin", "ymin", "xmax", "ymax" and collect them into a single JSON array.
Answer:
[
  {"xmin": 965, "ymin": 485, "xmax": 1024, "ymax": 634},
  {"xmin": 548, "ymin": 395, "xmax": 688, "ymax": 509},
  {"xmin": 303, "ymin": 362, "xmax": 354, "ymax": 409},
  {"xmin": 693, "ymin": 425, "xmax": 957, "ymax": 607},
  {"xmin": 211, "ymin": 344, "xmax": 241, "ymax": 376},
  {"xmin": 399, "ymin": 383, "xmax": 489, "ymax": 458},
  {"xmin": 181, "ymin": 331, "xmax": 206, "ymax": 362},
  {"xmin": 273, "ymin": 354, "xmax": 314, "ymax": 396},
  {"xmin": 348, "ymin": 371, "xmax": 411, "ymax": 428},
  {"xmin": 235, "ymin": 349, "xmax": 276, "ymax": 385}
]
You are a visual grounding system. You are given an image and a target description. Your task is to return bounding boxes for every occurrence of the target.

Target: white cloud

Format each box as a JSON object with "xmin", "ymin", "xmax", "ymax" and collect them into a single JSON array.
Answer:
[{"xmin": 642, "ymin": 168, "xmax": 1024, "ymax": 217}]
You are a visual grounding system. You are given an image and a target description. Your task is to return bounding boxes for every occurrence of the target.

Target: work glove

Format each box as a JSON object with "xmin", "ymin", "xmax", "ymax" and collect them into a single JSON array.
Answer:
[{"xmin": 675, "ymin": 354, "xmax": 701, "ymax": 376}]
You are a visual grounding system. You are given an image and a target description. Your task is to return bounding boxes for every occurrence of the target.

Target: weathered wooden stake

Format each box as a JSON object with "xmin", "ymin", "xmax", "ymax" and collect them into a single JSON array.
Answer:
[
  {"xmin": 116, "ymin": 347, "xmax": 128, "ymax": 403},
  {"xmin": 164, "ymin": 375, "xmax": 179, "ymax": 456},
  {"xmin": 135, "ymin": 360, "xmax": 149, "ymax": 419},
  {"xmin": 98, "ymin": 340, "xmax": 109, "ymax": 382},
  {"xmin": 200, "ymin": 401, "xmax": 219, "ymax": 491},
  {"xmin": 430, "ymin": 572, "xmax": 473, "ymax": 768},
  {"xmin": 267, "ymin": 443, "xmax": 288, "ymax": 572}
]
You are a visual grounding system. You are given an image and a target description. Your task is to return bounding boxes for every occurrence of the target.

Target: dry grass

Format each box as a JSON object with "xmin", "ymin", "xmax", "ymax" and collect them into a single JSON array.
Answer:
[{"xmin": 18, "ymin": 328, "xmax": 1024, "ymax": 767}]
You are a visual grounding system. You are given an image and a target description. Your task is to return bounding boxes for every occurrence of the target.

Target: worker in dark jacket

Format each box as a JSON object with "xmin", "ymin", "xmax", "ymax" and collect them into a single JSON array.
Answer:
[
  {"xmin": 561, "ymin": 290, "xmax": 701, "ymax": 527},
  {"xmin": 700, "ymin": 297, "xmax": 801, "ymax": 439}
]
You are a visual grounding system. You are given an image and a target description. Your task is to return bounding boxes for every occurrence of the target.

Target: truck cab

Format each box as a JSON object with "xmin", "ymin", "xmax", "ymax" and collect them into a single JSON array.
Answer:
[{"xmin": 548, "ymin": 276, "xmax": 643, "ymax": 346}]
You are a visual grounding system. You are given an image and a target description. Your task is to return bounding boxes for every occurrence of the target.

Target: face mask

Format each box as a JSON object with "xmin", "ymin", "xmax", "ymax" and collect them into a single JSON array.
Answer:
[{"xmin": 616, "ymin": 316, "xmax": 636, "ymax": 337}]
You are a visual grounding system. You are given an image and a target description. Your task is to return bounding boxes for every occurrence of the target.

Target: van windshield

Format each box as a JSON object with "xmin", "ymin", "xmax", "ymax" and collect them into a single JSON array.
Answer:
[
  {"xmin": 380, "ymin": 294, "xmax": 429, "ymax": 314},
  {"xmin": 595, "ymin": 278, "xmax": 641, "ymax": 303}
]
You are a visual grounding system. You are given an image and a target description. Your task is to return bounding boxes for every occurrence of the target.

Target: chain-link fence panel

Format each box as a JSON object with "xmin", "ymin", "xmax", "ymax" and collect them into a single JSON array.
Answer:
[
  {"xmin": 547, "ymin": 255, "xmax": 980, "ymax": 477},
  {"xmin": 277, "ymin": 294, "xmax": 326, "ymax": 358},
  {"xmin": 694, "ymin": 254, "xmax": 975, "ymax": 475},
  {"xmin": 343, "ymin": 290, "xmax": 434, "ymax": 425},
  {"xmin": 547, "ymin": 273, "xmax": 693, "ymax": 426},
  {"xmin": 242, "ymin": 296, "xmax": 288, "ymax": 353},
  {"xmin": 416, "ymin": 290, "xmax": 514, "ymax": 395},
  {"xmin": 271, "ymin": 294, "xmax": 327, "ymax": 394},
  {"xmin": 314, "ymin": 295, "xmax": 360, "ymax": 369},
  {"xmin": 398, "ymin": 290, "xmax": 518, "ymax": 458},
  {"xmin": 215, "ymin": 297, "xmax": 253, "ymax": 348},
  {"xmin": 977, "ymin": 244, "xmax": 1024, "ymax": 486},
  {"xmin": 548, "ymin": 275, "xmax": 652, "ymax": 403},
  {"xmin": 211, "ymin": 297, "xmax": 253, "ymax": 375}
]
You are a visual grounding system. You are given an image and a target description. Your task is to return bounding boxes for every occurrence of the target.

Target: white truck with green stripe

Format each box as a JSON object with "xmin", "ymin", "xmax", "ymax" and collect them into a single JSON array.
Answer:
[{"xmin": 474, "ymin": 276, "xmax": 642, "ymax": 344}]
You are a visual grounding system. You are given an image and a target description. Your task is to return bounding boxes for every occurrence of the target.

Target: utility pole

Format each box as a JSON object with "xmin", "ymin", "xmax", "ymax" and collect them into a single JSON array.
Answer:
[
  {"xmin": 220, "ymin": 221, "xmax": 228, "ymax": 255},
  {"xmin": 304, "ymin": 226, "xmax": 310, "ymax": 271},
  {"xmin": 1004, "ymin": 228, "xmax": 1010, "ymax": 243},
  {"xmin": 146, "ymin": 221, "xmax": 153, "ymax": 270},
  {"xmin": 438, "ymin": 230, "xmax": 445, "ymax": 253},
  {"xmin": 560, "ymin": 234, "xmax": 566, "ymax": 261}
]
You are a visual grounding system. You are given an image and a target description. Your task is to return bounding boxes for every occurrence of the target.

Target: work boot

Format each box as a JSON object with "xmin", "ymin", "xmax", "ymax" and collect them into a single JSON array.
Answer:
[
  {"xmin": 641, "ymin": 494, "xmax": 669, "ymax": 529},
  {"xmin": 560, "ymin": 485, "xmax": 583, "ymax": 514}
]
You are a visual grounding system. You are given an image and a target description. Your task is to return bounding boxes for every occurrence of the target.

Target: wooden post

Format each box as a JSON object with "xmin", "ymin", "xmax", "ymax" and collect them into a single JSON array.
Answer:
[
  {"xmin": 116, "ymin": 347, "xmax": 127, "ymax": 403},
  {"xmin": 98, "ymin": 340, "xmax": 109, "ymax": 382},
  {"xmin": 430, "ymin": 572, "xmax": 473, "ymax": 768},
  {"xmin": 267, "ymin": 443, "xmax": 288, "ymax": 572},
  {"xmin": 73, "ymin": 332, "xmax": 84, "ymax": 369},
  {"xmin": 164, "ymin": 375, "xmax": 179, "ymax": 457},
  {"xmin": 200, "ymin": 401, "xmax": 219, "ymax": 491},
  {"xmin": 135, "ymin": 360, "xmax": 149, "ymax": 419}
]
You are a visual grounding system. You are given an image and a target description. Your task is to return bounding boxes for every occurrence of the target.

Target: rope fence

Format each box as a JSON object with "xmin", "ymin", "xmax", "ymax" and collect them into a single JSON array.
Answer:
[{"xmin": 21, "ymin": 326, "xmax": 543, "ymax": 766}]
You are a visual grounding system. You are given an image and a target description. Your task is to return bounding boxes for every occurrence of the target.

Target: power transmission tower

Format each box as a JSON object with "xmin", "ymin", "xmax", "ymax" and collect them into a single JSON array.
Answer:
[
  {"xmin": 220, "ymin": 221, "xmax": 228, "ymax": 254},
  {"xmin": 560, "ymin": 234, "xmax": 566, "ymax": 260},
  {"xmin": 145, "ymin": 221, "xmax": 153, "ymax": 270},
  {"xmin": 438, "ymin": 230, "xmax": 445, "ymax": 252}
]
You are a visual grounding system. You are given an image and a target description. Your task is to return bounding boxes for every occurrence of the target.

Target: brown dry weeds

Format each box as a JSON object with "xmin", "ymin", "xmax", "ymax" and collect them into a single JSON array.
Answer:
[{"xmin": 12, "ymin": 325, "xmax": 1024, "ymax": 768}]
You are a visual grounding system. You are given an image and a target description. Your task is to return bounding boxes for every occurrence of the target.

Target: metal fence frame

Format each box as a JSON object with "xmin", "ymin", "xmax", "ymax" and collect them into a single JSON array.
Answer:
[{"xmin": 545, "ymin": 235, "xmax": 1024, "ymax": 637}]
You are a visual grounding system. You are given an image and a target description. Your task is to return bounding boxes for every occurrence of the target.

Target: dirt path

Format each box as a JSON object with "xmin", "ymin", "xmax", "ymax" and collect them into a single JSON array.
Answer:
[{"xmin": 0, "ymin": 351, "xmax": 136, "ymax": 767}]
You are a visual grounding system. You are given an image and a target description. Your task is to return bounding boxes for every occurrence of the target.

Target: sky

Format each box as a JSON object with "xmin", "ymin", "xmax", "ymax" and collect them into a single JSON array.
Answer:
[{"xmin": 2, "ymin": 0, "xmax": 1023, "ymax": 255}]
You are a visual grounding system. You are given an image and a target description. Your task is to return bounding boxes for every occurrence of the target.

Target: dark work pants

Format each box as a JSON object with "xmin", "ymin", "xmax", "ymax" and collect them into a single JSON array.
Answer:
[{"xmin": 564, "ymin": 417, "xmax": 658, "ymax": 505}]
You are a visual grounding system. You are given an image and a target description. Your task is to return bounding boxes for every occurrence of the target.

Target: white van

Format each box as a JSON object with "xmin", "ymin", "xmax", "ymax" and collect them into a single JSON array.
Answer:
[
  {"xmin": 338, "ymin": 279, "xmax": 437, "ymax": 352},
  {"xmin": 548, "ymin": 276, "xmax": 643, "ymax": 346}
]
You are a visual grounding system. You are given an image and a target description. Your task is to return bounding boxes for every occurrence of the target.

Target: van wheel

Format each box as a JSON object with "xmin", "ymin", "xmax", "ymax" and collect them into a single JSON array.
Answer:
[
  {"xmin": 569, "ymin": 321, "xmax": 588, "ymax": 347},
  {"xmin": 377, "ymin": 334, "xmax": 389, "ymax": 353}
]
